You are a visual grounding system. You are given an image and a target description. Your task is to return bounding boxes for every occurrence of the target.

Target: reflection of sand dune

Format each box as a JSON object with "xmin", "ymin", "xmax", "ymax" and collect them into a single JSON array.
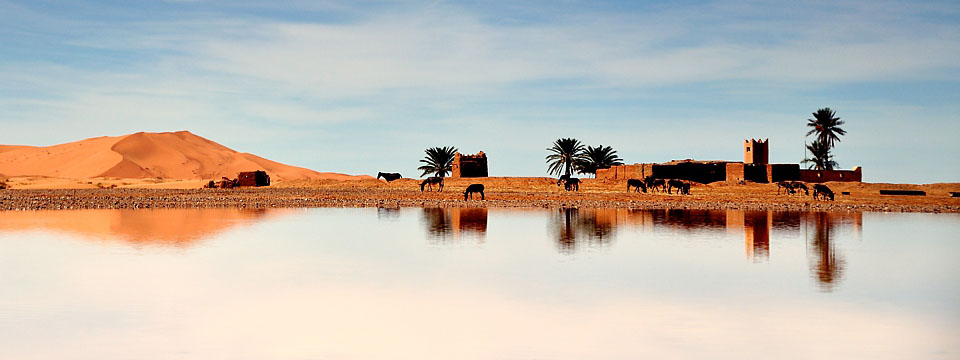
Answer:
[{"xmin": 0, "ymin": 208, "xmax": 286, "ymax": 247}]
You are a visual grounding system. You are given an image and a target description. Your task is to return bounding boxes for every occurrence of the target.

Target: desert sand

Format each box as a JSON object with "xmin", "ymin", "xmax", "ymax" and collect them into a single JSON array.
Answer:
[
  {"xmin": 0, "ymin": 131, "xmax": 368, "ymax": 183},
  {"xmin": 1, "ymin": 132, "xmax": 957, "ymax": 213},
  {"xmin": 1, "ymin": 177, "xmax": 957, "ymax": 213}
]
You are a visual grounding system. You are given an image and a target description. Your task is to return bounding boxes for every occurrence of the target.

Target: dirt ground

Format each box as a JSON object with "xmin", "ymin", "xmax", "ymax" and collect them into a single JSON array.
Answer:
[{"xmin": 1, "ymin": 176, "xmax": 957, "ymax": 213}]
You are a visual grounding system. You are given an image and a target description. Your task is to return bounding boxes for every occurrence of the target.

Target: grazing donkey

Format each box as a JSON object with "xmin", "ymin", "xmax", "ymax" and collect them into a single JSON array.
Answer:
[
  {"xmin": 777, "ymin": 181, "xmax": 796, "ymax": 195},
  {"xmin": 813, "ymin": 184, "xmax": 835, "ymax": 201},
  {"xmin": 627, "ymin": 178, "xmax": 647, "ymax": 193},
  {"xmin": 563, "ymin": 177, "xmax": 580, "ymax": 191},
  {"xmin": 463, "ymin": 184, "xmax": 485, "ymax": 200},
  {"xmin": 377, "ymin": 172, "xmax": 402, "ymax": 182},
  {"xmin": 644, "ymin": 176, "xmax": 666, "ymax": 193},
  {"xmin": 420, "ymin": 177, "xmax": 444, "ymax": 192},
  {"xmin": 557, "ymin": 174, "xmax": 571, "ymax": 187},
  {"xmin": 667, "ymin": 179, "xmax": 687, "ymax": 194},
  {"xmin": 790, "ymin": 182, "xmax": 810, "ymax": 195}
]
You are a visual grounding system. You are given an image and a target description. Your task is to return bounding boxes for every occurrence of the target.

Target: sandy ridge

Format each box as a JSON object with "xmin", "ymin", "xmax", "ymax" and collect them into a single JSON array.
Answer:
[{"xmin": 0, "ymin": 131, "xmax": 368, "ymax": 182}]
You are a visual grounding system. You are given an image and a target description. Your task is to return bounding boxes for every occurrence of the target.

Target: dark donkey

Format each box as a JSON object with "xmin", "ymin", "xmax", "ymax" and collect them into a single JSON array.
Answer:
[
  {"xmin": 556, "ymin": 174, "xmax": 571, "ymax": 187},
  {"xmin": 813, "ymin": 184, "xmax": 834, "ymax": 201},
  {"xmin": 463, "ymin": 184, "xmax": 485, "ymax": 200},
  {"xmin": 420, "ymin": 177, "xmax": 444, "ymax": 192},
  {"xmin": 645, "ymin": 176, "xmax": 666, "ymax": 193},
  {"xmin": 627, "ymin": 178, "xmax": 647, "ymax": 193},
  {"xmin": 563, "ymin": 177, "xmax": 580, "ymax": 191},
  {"xmin": 377, "ymin": 172, "xmax": 402, "ymax": 182}
]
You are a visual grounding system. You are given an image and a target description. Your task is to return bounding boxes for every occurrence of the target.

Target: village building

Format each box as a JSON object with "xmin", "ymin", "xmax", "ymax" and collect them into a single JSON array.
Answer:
[
  {"xmin": 595, "ymin": 139, "xmax": 861, "ymax": 184},
  {"xmin": 451, "ymin": 151, "xmax": 488, "ymax": 178}
]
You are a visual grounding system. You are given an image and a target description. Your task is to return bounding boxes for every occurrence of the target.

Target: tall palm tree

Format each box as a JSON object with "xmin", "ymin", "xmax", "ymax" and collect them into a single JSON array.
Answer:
[
  {"xmin": 806, "ymin": 108, "xmax": 846, "ymax": 149},
  {"xmin": 576, "ymin": 144, "xmax": 623, "ymax": 176},
  {"xmin": 802, "ymin": 140, "xmax": 838, "ymax": 170},
  {"xmin": 545, "ymin": 138, "xmax": 586, "ymax": 177},
  {"xmin": 418, "ymin": 146, "xmax": 458, "ymax": 177}
]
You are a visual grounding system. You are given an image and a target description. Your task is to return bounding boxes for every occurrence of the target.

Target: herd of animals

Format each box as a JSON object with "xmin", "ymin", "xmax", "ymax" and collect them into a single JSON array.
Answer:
[{"xmin": 376, "ymin": 172, "xmax": 838, "ymax": 201}]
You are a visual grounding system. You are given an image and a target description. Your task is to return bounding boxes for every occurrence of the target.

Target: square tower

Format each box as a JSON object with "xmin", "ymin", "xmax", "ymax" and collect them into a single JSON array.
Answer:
[
  {"xmin": 451, "ymin": 151, "xmax": 488, "ymax": 178},
  {"xmin": 744, "ymin": 139, "xmax": 768, "ymax": 165}
]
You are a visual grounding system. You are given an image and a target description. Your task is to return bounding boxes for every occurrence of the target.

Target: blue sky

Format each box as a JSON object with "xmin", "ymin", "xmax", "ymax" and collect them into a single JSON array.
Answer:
[{"xmin": 1, "ymin": 0, "xmax": 958, "ymax": 183}]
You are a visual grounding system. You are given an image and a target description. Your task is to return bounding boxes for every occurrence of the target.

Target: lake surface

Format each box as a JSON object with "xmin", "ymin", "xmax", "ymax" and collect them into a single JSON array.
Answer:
[{"xmin": 0, "ymin": 208, "xmax": 957, "ymax": 359}]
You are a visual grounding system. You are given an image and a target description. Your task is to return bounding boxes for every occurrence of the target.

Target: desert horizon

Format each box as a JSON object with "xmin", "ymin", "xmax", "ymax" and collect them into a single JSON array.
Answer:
[{"xmin": 2, "ymin": 1, "xmax": 958, "ymax": 359}]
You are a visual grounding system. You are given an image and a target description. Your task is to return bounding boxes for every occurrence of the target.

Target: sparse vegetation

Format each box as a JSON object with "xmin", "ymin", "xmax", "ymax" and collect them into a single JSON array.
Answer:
[
  {"xmin": 576, "ymin": 145, "xmax": 623, "ymax": 176},
  {"xmin": 805, "ymin": 108, "xmax": 846, "ymax": 170},
  {"xmin": 418, "ymin": 146, "xmax": 458, "ymax": 177},
  {"xmin": 545, "ymin": 138, "xmax": 586, "ymax": 177}
]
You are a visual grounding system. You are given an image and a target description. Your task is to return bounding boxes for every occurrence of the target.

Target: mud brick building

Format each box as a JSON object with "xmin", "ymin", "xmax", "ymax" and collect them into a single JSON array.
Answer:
[
  {"xmin": 596, "ymin": 139, "xmax": 861, "ymax": 184},
  {"xmin": 451, "ymin": 151, "xmax": 488, "ymax": 178}
]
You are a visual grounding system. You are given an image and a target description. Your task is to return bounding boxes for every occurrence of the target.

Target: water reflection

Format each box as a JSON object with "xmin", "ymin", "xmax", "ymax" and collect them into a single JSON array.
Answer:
[
  {"xmin": 0, "ymin": 208, "xmax": 277, "ymax": 248},
  {"xmin": 550, "ymin": 208, "xmax": 647, "ymax": 254},
  {"xmin": 421, "ymin": 208, "xmax": 488, "ymax": 242},
  {"xmin": 805, "ymin": 212, "xmax": 861, "ymax": 291}
]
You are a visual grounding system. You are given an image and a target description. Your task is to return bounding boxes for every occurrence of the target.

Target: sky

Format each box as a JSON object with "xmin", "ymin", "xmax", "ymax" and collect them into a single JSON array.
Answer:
[{"xmin": 1, "ymin": 0, "xmax": 958, "ymax": 183}]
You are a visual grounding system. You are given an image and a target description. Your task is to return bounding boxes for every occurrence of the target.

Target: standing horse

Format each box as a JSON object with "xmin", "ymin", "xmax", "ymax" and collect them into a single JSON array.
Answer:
[
  {"xmin": 813, "ymin": 184, "xmax": 834, "ymax": 201},
  {"xmin": 377, "ymin": 172, "xmax": 402, "ymax": 182},
  {"xmin": 420, "ymin": 177, "xmax": 444, "ymax": 192},
  {"xmin": 463, "ymin": 184, "xmax": 485, "ymax": 200},
  {"xmin": 627, "ymin": 178, "xmax": 647, "ymax": 193}
]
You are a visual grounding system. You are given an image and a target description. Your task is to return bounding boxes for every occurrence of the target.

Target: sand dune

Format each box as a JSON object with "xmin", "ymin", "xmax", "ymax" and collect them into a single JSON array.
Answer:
[{"xmin": 0, "ymin": 131, "xmax": 368, "ymax": 182}]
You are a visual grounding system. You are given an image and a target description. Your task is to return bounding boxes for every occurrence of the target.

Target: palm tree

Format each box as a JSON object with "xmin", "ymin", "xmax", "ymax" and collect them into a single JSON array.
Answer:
[
  {"xmin": 418, "ymin": 146, "xmax": 458, "ymax": 177},
  {"xmin": 806, "ymin": 108, "xmax": 846, "ymax": 149},
  {"xmin": 545, "ymin": 138, "xmax": 586, "ymax": 177},
  {"xmin": 802, "ymin": 140, "xmax": 838, "ymax": 170},
  {"xmin": 576, "ymin": 144, "xmax": 623, "ymax": 176}
]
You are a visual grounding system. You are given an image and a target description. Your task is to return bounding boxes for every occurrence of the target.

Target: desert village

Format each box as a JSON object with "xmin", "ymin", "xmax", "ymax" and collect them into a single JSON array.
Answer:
[{"xmin": 0, "ymin": 130, "xmax": 956, "ymax": 213}]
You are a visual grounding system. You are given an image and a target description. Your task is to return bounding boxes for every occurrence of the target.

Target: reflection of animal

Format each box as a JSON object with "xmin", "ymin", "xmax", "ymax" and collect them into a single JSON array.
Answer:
[
  {"xmin": 627, "ymin": 178, "xmax": 647, "ymax": 193},
  {"xmin": 813, "ymin": 184, "xmax": 834, "ymax": 201},
  {"xmin": 464, "ymin": 184, "xmax": 485, "ymax": 200},
  {"xmin": 563, "ymin": 177, "xmax": 580, "ymax": 191},
  {"xmin": 557, "ymin": 174, "xmax": 571, "ymax": 187},
  {"xmin": 645, "ymin": 176, "xmax": 666, "ymax": 193},
  {"xmin": 377, "ymin": 172, "xmax": 402, "ymax": 182},
  {"xmin": 420, "ymin": 177, "xmax": 444, "ymax": 192}
]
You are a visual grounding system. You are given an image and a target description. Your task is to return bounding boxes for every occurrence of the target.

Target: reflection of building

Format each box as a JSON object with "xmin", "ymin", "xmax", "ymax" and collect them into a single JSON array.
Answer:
[
  {"xmin": 421, "ymin": 208, "xmax": 487, "ymax": 242},
  {"xmin": 726, "ymin": 210, "xmax": 772, "ymax": 261},
  {"xmin": 551, "ymin": 208, "xmax": 653, "ymax": 254}
]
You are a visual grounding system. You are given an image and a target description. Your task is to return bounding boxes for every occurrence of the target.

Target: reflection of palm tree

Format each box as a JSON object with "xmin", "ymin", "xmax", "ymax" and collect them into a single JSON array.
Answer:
[
  {"xmin": 807, "ymin": 212, "xmax": 845, "ymax": 291},
  {"xmin": 806, "ymin": 108, "xmax": 846, "ymax": 148},
  {"xmin": 802, "ymin": 140, "xmax": 838, "ymax": 170},
  {"xmin": 545, "ymin": 138, "xmax": 586, "ymax": 177},
  {"xmin": 418, "ymin": 146, "xmax": 458, "ymax": 177},
  {"xmin": 421, "ymin": 208, "xmax": 451, "ymax": 237},
  {"xmin": 576, "ymin": 145, "xmax": 624, "ymax": 177},
  {"xmin": 550, "ymin": 208, "xmax": 616, "ymax": 254}
]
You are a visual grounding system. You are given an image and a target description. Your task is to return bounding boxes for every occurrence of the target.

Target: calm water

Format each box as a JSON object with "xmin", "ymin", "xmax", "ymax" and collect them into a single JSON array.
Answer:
[{"xmin": 0, "ymin": 208, "xmax": 958, "ymax": 359}]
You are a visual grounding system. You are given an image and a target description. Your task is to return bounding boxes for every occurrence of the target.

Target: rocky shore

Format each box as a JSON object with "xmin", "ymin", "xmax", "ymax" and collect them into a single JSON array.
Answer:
[{"xmin": 1, "ymin": 179, "xmax": 958, "ymax": 213}]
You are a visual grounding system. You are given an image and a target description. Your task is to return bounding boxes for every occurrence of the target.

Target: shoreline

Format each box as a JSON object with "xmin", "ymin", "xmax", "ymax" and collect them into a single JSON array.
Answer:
[{"xmin": 1, "ymin": 183, "xmax": 957, "ymax": 213}]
